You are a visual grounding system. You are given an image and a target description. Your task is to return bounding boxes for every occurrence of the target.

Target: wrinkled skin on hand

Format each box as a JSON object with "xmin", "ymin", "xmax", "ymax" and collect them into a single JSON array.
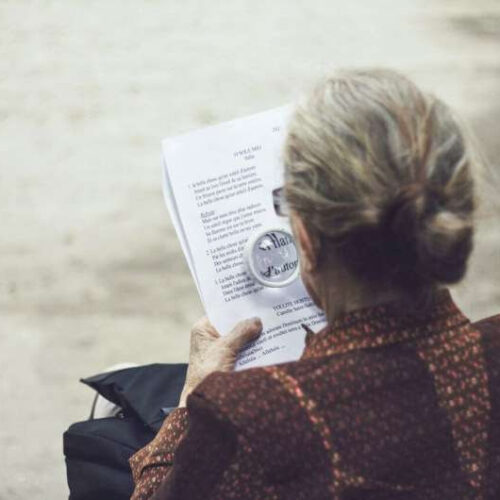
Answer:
[{"xmin": 178, "ymin": 316, "xmax": 263, "ymax": 407}]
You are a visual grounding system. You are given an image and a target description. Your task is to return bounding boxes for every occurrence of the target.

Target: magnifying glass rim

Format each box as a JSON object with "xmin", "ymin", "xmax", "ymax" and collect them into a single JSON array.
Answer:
[{"xmin": 244, "ymin": 227, "xmax": 300, "ymax": 288}]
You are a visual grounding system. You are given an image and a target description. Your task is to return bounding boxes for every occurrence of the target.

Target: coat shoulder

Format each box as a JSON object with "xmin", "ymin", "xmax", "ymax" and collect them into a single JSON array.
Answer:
[
  {"xmin": 192, "ymin": 357, "xmax": 326, "ymax": 429},
  {"xmin": 474, "ymin": 313, "xmax": 500, "ymax": 344},
  {"xmin": 475, "ymin": 313, "xmax": 500, "ymax": 382},
  {"xmin": 191, "ymin": 358, "xmax": 332, "ymax": 476}
]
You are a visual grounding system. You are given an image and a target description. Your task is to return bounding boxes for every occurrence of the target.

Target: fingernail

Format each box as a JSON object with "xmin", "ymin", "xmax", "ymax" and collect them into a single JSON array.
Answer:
[{"xmin": 250, "ymin": 317, "xmax": 262, "ymax": 328}]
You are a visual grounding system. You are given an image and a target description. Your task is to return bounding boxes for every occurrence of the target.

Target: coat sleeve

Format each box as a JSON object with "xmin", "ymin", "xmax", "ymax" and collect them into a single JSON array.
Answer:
[
  {"xmin": 129, "ymin": 383, "xmax": 243, "ymax": 500},
  {"xmin": 129, "ymin": 408, "xmax": 189, "ymax": 500},
  {"xmin": 131, "ymin": 365, "xmax": 307, "ymax": 500},
  {"xmin": 150, "ymin": 390, "xmax": 241, "ymax": 500}
]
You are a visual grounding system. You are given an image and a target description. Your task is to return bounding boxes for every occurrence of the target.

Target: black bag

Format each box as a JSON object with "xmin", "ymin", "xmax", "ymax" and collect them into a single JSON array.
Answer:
[{"xmin": 64, "ymin": 363, "xmax": 187, "ymax": 500}]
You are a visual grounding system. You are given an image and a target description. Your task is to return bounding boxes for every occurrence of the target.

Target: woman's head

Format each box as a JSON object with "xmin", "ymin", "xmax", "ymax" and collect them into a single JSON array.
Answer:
[{"xmin": 284, "ymin": 69, "xmax": 476, "ymax": 311}]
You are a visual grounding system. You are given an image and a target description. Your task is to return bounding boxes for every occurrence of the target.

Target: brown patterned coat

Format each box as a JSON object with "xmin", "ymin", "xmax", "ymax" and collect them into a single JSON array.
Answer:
[{"xmin": 130, "ymin": 291, "xmax": 500, "ymax": 499}]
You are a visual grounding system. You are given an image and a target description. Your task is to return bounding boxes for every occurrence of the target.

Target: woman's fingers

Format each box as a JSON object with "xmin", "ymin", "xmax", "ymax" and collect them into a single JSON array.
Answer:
[
  {"xmin": 225, "ymin": 317, "xmax": 263, "ymax": 352},
  {"xmin": 179, "ymin": 317, "xmax": 263, "ymax": 406}
]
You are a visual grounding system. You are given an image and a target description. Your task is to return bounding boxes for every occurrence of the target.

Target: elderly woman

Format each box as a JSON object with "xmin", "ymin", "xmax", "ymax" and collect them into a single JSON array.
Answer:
[{"xmin": 130, "ymin": 69, "xmax": 500, "ymax": 499}]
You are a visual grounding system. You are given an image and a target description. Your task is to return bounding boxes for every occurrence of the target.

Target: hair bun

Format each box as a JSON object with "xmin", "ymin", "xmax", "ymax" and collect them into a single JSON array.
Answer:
[
  {"xmin": 385, "ymin": 185, "xmax": 473, "ymax": 286},
  {"xmin": 417, "ymin": 211, "xmax": 473, "ymax": 284}
]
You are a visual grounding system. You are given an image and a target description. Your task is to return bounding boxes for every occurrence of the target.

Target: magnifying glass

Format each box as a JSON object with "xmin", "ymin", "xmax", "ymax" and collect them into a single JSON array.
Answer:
[{"xmin": 244, "ymin": 227, "xmax": 300, "ymax": 288}]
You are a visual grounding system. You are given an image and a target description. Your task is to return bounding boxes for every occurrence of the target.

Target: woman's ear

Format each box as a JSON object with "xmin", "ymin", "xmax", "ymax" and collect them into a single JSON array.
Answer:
[{"xmin": 291, "ymin": 213, "xmax": 320, "ymax": 273}]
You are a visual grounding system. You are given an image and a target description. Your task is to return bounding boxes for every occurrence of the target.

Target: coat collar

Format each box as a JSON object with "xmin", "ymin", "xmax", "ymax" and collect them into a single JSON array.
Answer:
[{"xmin": 301, "ymin": 289, "xmax": 469, "ymax": 359}]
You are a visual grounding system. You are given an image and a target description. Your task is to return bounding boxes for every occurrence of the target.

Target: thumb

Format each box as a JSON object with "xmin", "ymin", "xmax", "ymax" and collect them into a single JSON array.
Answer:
[{"xmin": 225, "ymin": 317, "xmax": 263, "ymax": 352}]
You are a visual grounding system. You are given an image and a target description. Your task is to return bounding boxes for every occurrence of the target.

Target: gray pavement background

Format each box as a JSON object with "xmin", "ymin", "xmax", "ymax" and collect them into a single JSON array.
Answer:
[{"xmin": 1, "ymin": 1, "xmax": 499, "ymax": 498}]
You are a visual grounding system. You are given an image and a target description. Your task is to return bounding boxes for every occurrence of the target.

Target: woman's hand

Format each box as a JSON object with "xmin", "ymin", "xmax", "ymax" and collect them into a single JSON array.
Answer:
[{"xmin": 178, "ymin": 317, "xmax": 263, "ymax": 407}]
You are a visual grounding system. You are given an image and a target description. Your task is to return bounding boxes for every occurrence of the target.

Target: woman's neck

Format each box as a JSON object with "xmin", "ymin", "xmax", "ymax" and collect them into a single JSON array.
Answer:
[
  {"xmin": 313, "ymin": 261, "xmax": 410, "ymax": 323},
  {"xmin": 321, "ymin": 284, "xmax": 404, "ymax": 324}
]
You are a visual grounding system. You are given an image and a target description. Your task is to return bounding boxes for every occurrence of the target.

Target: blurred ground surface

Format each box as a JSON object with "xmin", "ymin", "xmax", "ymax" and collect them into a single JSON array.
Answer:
[{"xmin": 1, "ymin": 0, "xmax": 499, "ymax": 498}]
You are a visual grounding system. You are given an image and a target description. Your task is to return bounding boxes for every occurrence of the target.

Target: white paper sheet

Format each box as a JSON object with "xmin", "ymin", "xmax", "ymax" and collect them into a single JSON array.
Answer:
[
  {"xmin": 162, "ymin": 157, "xmax": 204, "ymax": 305},
  {"xmin": 162, "ymin": 106, "xmax": 326, "ymax": 369}
]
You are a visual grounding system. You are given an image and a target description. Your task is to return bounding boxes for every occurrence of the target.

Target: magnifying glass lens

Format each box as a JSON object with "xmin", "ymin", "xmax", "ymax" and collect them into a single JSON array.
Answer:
[{"xmin": 245, "ymin": 228, "xmax": 300, "ymax": 287}]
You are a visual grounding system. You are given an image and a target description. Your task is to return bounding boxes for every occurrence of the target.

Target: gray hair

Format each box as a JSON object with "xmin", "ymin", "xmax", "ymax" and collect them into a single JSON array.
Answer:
[{"xmin": 284, "ymin": 69, "xmax": 476, "ymax": 291}]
